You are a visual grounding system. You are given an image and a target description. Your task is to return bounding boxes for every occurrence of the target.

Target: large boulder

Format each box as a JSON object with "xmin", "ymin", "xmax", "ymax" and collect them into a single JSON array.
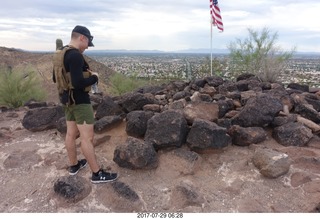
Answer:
[
  {"xmin": 126, "ymin": 111, "xmax": 154, "ymax": 138},
  {"xmin": 22, "ymin": 106, "xmax": 64, "ymax": 132},
  {"xmin": 113, "ymin": 137, "xmax": 158, "ymax": 169},
  {"xmin": 252, "ymin": 148, "xmax": 291, "ymax": 178},
  {"xmin": 228, "ymin": 125, "xmax": 267, "ymax": 146},
  {"xmin": 231, "ymin": 93, "xmax": 283, "ymax": 127},
  {"xmin": 292, "ymin": 94, "xmax": 320, "ymax": 123},
  {"xmin": 120, "ymin": 92, "xmax": 157, "ymax": 113},
  {"xmin": 144, "ymin": 110, "xmax": 188, "ymax": 150},
  {"xmin": 183, "ymin": 102, "xmax": 219, "ymax": 124},
  {"xmin": 272, "ymin": 122, "xmax": 313, "ymax": 146},
  {"xmin": 94, "ymin": 115, "xmax": 123, "ymax": 134},
  {"xmin": 95, "ymin": 96, "xmax": 125, "ymax": 120},
  {"xmin": 186, "ymin": 118, "xmax": 231, "ymax": 150}
]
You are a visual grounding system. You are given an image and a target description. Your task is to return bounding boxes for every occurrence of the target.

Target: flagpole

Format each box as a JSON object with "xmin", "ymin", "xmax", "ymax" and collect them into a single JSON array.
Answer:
[{"xmin": 210, "ymin": 17, "xmax": 213, "ymax": 76}]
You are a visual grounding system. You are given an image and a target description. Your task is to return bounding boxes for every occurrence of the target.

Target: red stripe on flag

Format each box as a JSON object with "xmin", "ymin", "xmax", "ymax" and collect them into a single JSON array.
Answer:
[{"xmin": 210, "ymin": 0, "xmax": 224, "ymax": 32}]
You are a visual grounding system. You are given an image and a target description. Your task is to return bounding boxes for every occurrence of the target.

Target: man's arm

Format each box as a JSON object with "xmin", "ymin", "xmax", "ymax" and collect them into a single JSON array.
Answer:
[{"xmin": 65, "ymin": 50, "xmax": 98, "ymax": 90}]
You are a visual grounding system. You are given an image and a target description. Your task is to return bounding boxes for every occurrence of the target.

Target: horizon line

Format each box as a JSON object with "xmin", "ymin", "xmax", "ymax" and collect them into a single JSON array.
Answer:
[{"xmin": 3, "ymin": 46, "xmax": 320, "ymax": 55}]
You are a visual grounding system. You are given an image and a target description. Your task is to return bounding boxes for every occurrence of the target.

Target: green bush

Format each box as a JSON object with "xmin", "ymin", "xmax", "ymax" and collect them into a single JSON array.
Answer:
[
  {"xmin": 107, "ymin": 73, "xmax": 148, "ymax": 96},
  {"xmin": 0, "ymin": 66, "xmax": 46, "ymax": 108},
  {"xmin": 194, "ymin": 56, "xmax": 228, "ymax": 80},
  {"xmin": 107, "ymin": 72, "xmax": 169, "ymax": 96},
  {"xmin": 228, "ymin": 27, "xmax": 295, "ymax": 82}
]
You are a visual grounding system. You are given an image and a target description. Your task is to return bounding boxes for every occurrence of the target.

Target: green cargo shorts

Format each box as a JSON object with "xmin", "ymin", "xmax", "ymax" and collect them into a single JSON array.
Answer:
[{"xmin": 63, "ymin": 104, "xmax": 95, "ymax": 125}]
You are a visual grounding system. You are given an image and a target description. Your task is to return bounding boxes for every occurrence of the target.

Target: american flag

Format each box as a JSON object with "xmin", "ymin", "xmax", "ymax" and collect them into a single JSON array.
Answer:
[{"xmin": 210, "ymin": 0, "xmax": 224, "ymax": 32}]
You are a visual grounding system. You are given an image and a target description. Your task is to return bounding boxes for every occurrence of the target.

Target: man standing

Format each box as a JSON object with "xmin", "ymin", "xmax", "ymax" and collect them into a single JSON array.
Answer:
[{"xmin": 53, "ymin": 25, "xmax": 118, "ymax": 183}]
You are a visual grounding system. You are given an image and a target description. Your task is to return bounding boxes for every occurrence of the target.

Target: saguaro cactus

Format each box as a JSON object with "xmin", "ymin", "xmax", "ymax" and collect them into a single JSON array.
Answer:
[{"xmin": 56, "ymin": 39, "xmax": 63, "ymax": 50}]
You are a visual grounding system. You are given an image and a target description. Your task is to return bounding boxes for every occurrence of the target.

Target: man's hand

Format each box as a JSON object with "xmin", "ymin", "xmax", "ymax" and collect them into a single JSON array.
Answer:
[{"xmin": 88, "ymin": 69, "xmax": 99, "ymax": 78}]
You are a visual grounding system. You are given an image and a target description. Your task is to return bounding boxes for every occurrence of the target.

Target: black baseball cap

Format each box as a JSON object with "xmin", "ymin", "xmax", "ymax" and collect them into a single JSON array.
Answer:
[{"xmin": 72, "ymin": 25, "xmax": 94, "ymax": 47}]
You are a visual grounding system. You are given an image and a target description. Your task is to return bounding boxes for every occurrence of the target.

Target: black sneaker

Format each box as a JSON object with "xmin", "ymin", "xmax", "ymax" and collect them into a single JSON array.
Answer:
[
  {"xmin": 91, "ymin": 169, "xmax": 118, "ymax": 184},
  {"xmin": 68, "ymin": 159, "xmax": 87, "ymax": 175}
]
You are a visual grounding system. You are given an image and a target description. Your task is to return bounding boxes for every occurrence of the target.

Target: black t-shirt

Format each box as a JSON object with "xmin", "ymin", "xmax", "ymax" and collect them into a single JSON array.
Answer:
[{"xmin": 60, "ymin": 49, "xmax": 98, "ymax": 105}]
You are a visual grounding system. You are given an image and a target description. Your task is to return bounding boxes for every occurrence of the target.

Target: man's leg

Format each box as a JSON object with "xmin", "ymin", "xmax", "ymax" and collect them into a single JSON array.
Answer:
[
  {"xmin": 72, "ymin": 104, "xmax": 118, "ymax": 183},
  {"xmin": 77, "ymin": 123, "xmax": 100, "ymax": 173},
  {"xmin": 65, "ymin": 121, "xmax": 79, "ymax": 166}
]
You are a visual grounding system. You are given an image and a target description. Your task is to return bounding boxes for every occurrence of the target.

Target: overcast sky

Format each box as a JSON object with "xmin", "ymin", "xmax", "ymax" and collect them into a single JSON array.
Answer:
[{"xmin": 1, "ymin": 0, "xmax": 319, "ymax": 53}]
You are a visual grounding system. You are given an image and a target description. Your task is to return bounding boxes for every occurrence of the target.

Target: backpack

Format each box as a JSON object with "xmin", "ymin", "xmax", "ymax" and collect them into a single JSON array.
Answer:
[
  {"xmin": 52, "ymin": 45, "xmax": 92, "ymax": 104},
  {"xmin": 52, "ymin": 45, "xmax": 75, "ymax": 95}
]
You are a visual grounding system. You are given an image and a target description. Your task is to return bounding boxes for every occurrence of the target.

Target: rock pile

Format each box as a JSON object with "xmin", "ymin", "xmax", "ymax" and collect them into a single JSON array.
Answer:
[{"xmin": 21, "ymin": 74, "xmax": 320, "ymax": 179}]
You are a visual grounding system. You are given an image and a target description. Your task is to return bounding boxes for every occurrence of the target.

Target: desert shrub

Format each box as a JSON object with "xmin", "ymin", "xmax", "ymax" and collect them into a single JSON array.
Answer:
[
  {"xmin": 107, "ymin": 72, "xmax": 170, "ymax": 96},
  {"xmin": 0, "ymin": 66, "xmax": 46, "ymax": 108},
  {"xmin": 107, "ymin": 72, "xmax": 149, "ymax": 96},
  {"xmin": 228, "ymin": 27, "xmax": 295, "ymax": 82},
  {"xmin": 198, "ymin": 56, "xmax": 228, "ymax": 79}
]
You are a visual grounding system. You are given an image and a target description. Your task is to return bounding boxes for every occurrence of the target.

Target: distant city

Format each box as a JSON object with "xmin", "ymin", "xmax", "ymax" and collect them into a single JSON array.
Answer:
[{"xmin": 86, "ymin": 50, "xmax": 320, "ymax": 87}]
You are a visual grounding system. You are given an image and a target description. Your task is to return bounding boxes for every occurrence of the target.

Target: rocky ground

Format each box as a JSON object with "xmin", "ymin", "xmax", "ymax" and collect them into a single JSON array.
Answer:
[{"xmin": 0, "ymin": 107, "xmax": 320, "ymax": 213}]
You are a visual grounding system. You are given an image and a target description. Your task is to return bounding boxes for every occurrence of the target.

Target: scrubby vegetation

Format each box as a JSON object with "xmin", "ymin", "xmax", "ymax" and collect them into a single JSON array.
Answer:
[
  {"xmin": 0, "ymin": 65, "xmax": 46, "ymax": 108},
  {"xmin": 107, "ymin": 72, "xmax": 153, "ymax": 96},
  {"xmin": 227, "ymin": 27, "xmax": 295, "ymax": 82}
]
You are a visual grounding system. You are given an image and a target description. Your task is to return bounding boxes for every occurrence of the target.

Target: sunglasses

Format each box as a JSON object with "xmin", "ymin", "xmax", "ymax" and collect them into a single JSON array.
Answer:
[{"xmin": 83, "ymin": 34, "xmax": 93, "ymax": 42}]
